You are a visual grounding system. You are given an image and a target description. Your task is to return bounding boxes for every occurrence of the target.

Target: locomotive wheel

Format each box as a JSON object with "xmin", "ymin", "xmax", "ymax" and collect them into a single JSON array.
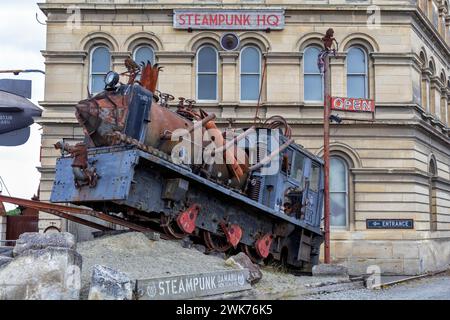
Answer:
[
  {"xmin": 203, "ymin": 230, "xmax": 232, "ymax": 253},
  {"xmin": 160, "ymin": 215, "xmax": 186, "ymax": 239},
  {"xmin": 241, "ymin": 244, "xmax": 263, "ymax": 264}
]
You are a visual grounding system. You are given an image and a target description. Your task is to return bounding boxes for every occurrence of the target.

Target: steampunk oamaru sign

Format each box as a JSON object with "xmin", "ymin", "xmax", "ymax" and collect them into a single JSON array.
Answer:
[{"xmin": 135, "ymin": 269, "xmax": 251, "ymax": 300}]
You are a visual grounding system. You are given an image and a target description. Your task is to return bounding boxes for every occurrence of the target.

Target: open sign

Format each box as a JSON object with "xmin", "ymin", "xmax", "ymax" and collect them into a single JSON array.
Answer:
[{"xmin": 331, "ymin": 97, "xmax": 375, "ymax": 113}]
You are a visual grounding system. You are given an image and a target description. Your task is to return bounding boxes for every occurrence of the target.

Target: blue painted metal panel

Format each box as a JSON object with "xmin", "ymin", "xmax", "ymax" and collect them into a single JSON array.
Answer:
[{"xmin": 51, "ymin": 150, "xmax": 139, "ymax": 203}]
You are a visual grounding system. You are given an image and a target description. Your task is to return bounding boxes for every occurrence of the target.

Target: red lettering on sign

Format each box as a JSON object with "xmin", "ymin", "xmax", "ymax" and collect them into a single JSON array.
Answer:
[
  {"xmin": 202, "ymin": 15, "xmax": 209, "ymax": 25},
  {"xmin": 257, "ymin": 15, "xmax": 266, "ymax": 25},
  {"xmin": 185, "ymin": 13, "xmax": 193, "ymax": 25},
  {"xmin": 235, "ymin": 14, "xmax": 242, "ymax": 25},
  {"xmin": 243, "ymin": 15, "xmax": 250, "ymax": 25},
  {"xmin": 209, "ymin": 14, "xmax": 217, "ymax": 25},
  {"xmin": 267, "ymin": 15, "xmax": 279, "ymax": 26},
  {"xmin": 194, "ymin": 14, "xmax": 200, "ymax": 25},
  {"xmin": 179, "ymin": 14, "xmax": 186, "ymax": 25},
  {"xmin": 218, "ymin": 14, "xmax": 225, "ymax": 25},
  {"xmin": 331, "ymin": 97, "xmax": 375, "ymax": 113}
]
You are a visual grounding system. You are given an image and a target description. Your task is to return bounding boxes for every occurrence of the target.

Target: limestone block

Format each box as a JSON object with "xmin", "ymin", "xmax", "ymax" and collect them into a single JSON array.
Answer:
[
  {"xmin": 13, "ymin": 232, "xmax": 76, "ymax": 257},
  {"xmin": 0, "ymin": 247, "xmax": 82, "ymax": 300},
  {"xmin": 225, "ymin": 252, "xmax": 262, "ymax": 284},
  {"xmin": 88, "ymin": 265, "xmax": 133, "ymax": 300}
]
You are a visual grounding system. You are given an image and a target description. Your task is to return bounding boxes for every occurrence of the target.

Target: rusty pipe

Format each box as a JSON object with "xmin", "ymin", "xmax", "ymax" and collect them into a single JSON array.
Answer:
[
  {"xmin": 248, "ymin": 138, "xmax": 295, "ymax": 172},
  {"xmin": 212, "ymin": 126, "xmax": 255, "ymax": 156},
  {"xmin": 160, "ymin": 113, "xmax": 216, "ymax": 140}
]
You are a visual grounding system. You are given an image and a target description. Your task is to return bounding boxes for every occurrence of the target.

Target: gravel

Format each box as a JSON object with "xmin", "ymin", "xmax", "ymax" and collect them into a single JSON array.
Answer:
[
  {"xmin": 77, "ymin": 232, "xmax": 234, "ymax": 298},
  {"xmin": 76, "ymin": 232, "xmax": 362, "ymax": 300}
]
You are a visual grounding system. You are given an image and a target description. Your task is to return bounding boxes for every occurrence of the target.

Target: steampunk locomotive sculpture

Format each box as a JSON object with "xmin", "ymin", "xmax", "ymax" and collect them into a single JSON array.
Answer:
[{"xmin": 50, "ymin": 59, "xmax": 324, "ymax": 271}]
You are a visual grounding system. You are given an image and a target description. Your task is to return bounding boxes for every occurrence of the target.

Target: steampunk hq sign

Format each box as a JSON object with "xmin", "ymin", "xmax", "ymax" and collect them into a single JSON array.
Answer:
[
  {"xmin": 173, "ymin": 9, "xmax": 285, "ymax": 30},
  {"xmin": 135, "ymin": 269, "xmax": 251, "ymax": 300}
]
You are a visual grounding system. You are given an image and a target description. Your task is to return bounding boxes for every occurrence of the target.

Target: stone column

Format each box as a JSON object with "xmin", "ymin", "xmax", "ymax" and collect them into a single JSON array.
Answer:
[
  {"xmin": 421, "ymin": 69, "xmax": 431, "ymax": 112},
  {"xmin": 430, "ymin": 77, "xmax": 440, "ymax": 117},
  {"xmin": 330, "ymin": 53, "xmax": 346, "ymax": 98},
  {"xmin": 445, "ymin": 14, "xmax": 450, "ymax": 44},
  {"xmin": 219, "ymin": 51, "xmax": 239, "ymax": 119},
  {"xmin": 441, "ymin": 88, "xmax": 448, "ymax": 123},
  {"xmin": 447, "ymin": 89, "xmax": 450, "ymax": 126}
]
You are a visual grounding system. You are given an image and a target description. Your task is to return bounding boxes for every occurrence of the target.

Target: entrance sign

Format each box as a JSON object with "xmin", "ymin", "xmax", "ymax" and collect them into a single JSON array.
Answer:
[
  {"xmin": 173, "ymin": 9, "xmax": 285, "ymax": 30},
  {"xmin": 331, "ymin": 97, "xmax": 375, "ymax": 113},
  {"xmin": 135, "ymin": 269, "xmax": 251, "ymax": 300},
  {"xmin": 366, "ymin": 219, "xmax": 414, "ymax": 229}
]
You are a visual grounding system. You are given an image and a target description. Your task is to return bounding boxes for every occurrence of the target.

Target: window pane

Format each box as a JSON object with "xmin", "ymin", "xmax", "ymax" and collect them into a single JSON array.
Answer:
[
  {"xmin": 241, "ymin": 74, "xmax": 259, "ymax": 100},
  {"xmin": 92, "ymin": 47, "xmax": 110, "ymax": 73},
  {"xmin": 241, "ymin": 47, "xmax": 260, "ymax": 73},
  {"xmin": 304, "ymin": 74, "xmax": 323, "ymax": 101},
  {"xmin": 134, "ymin": 46, "xmax": 154, "ymax": 66},
  {"xmin": 198, "ymin": 47, "xmax": 217, "ymax": 73},
  {"xmin": 330, "ymin": 158, "xmax": 346, "ymax": 192},
  {"xmin": 304, "ymin": 47, "xmax": 321, "ymax": 74},
  {"xmin": 310, "ymin": 165, "xmax": 320, "ymax": 192},
  {"xmin": 347, "ymin": 75, "xmax": 366, "ymax": 98},
  {"xmin": 198, "ymin": 74, "xmax": 217, "ymax": 100},
  {"xmin": 291, "ymin": 153, "xmax": 305, "ymax": 182},
  {"xmin": 91, "ymin": 75, "xmax": 105, "ymax": 93},
  {"xmin": 347, "ymin": 48, "xmax": 366, "ymax": 74},
  {"xmin": 331, "ymin": 193, "xmax": 347, "ymax": 227}
]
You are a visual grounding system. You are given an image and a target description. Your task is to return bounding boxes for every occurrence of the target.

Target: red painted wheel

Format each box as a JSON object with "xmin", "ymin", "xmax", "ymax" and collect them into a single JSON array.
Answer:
[{"xmin": 203, "ymin": 230, "xmax": 232, "ymax": 253}]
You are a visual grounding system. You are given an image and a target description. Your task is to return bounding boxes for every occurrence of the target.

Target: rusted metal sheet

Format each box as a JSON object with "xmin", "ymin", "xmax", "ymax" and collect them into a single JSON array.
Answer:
[{"xmin": 135, "ymin": 269, "xmax": 251, "ymax": 300}]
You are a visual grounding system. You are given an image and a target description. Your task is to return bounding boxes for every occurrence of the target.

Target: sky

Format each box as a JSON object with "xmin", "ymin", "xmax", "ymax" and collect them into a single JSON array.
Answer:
[{"xmin": 0, "ymin": 0, "xmax": 47, "ymax": 210}]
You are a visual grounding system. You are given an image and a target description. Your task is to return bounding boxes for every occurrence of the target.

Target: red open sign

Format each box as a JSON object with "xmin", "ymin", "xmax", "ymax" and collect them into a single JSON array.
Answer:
[{"xmin": 331, "ymin": 97, "xmax": 375, "ymax": 113}]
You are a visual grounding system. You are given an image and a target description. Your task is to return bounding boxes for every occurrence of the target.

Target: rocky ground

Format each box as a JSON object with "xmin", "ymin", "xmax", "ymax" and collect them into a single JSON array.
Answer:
[{"xmin": 77, "ymin": 232, "xmax": 359, "ymax": 300}]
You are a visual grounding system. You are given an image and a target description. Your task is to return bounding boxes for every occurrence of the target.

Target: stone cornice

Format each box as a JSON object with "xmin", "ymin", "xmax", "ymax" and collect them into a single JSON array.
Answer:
[{"xmin": 41, "ymin": 50, "xmax": 88, "ymax": 64}]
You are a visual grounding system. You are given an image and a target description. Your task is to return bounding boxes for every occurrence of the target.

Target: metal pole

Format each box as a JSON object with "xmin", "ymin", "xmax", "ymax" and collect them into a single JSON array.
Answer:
[{"xmin": 322, "ymin": 52, "xmax": 332, "ymax": 265}]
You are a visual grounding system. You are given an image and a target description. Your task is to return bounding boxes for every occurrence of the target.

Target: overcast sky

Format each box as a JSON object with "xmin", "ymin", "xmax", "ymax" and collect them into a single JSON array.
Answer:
[{"xmin": 0, "ymin": 0, "xmax": 47, "ymax": 210}]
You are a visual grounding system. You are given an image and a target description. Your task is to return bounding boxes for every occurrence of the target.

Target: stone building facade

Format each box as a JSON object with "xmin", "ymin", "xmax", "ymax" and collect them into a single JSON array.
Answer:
[{"xmin": 38, "ymin": 0, "xmax": 450, "ymax": 275}]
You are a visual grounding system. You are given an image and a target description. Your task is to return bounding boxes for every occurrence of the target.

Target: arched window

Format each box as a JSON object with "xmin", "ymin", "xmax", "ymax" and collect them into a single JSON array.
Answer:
[
  {"xmin": 429, "ymin": 157, "xmax": 438, "ymax": 231},
  {"xmin": 240, "ymin": 46, "xmax": 261, "ymax": 101},
  {"xmin": 304, "ymin": 46, "xmax": 323, "ymax": 102},
  {"xmin": 347, "ymin": 47, "xmax": 368, "ymax": 99},
  {"xmin": 197, "ymin": 45, "xmax": 218, "ymax": 101},
  {"xmin": 90, "ymin": 46, "xmax": 111, "ymax": 93},
  {"xmin": 330, "ymin": 157, "xmax": 349, "ymax": 227},
  {"xmin": 133, "ymin": 45, "xmax": 155, "ymax": 66}
]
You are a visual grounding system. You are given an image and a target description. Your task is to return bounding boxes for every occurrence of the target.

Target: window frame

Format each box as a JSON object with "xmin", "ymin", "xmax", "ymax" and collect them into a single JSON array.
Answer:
[
  {"xmin": 133, "ymin": 45, "xmax": 155, "ymax": 66},
  {"xmin": 330, "ymin": 156, "xmax": 349, "ymax": 229},
  {"xmin": 89, "ymin": 45, "xmax": 111, "ymax": 94},
  {"xmin": 346, "ymin": 46, "xmax": 369, "ymax": 99},
  {"xmin": 196, "ymin": 45, "xmax": 219, "ymax": 102},
  {"xmin": 239, "ymin": 45, "xmax": 262, "ymax": 102},
  {"xmin": 303, "ymin": 46, "xmax": 324, "ymax": 103}
]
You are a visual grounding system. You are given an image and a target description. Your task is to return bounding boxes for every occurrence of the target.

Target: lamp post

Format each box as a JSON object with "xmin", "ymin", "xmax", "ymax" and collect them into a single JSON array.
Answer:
[{"xmin": 318, "ymin": 28, "xmax": 338, "ymax": 264}]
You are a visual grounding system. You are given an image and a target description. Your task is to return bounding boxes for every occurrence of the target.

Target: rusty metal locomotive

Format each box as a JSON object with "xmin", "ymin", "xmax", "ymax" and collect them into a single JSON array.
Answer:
[{"xmin": 49, "ymin": 60, "xmax": 325, "ymax": 271}]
